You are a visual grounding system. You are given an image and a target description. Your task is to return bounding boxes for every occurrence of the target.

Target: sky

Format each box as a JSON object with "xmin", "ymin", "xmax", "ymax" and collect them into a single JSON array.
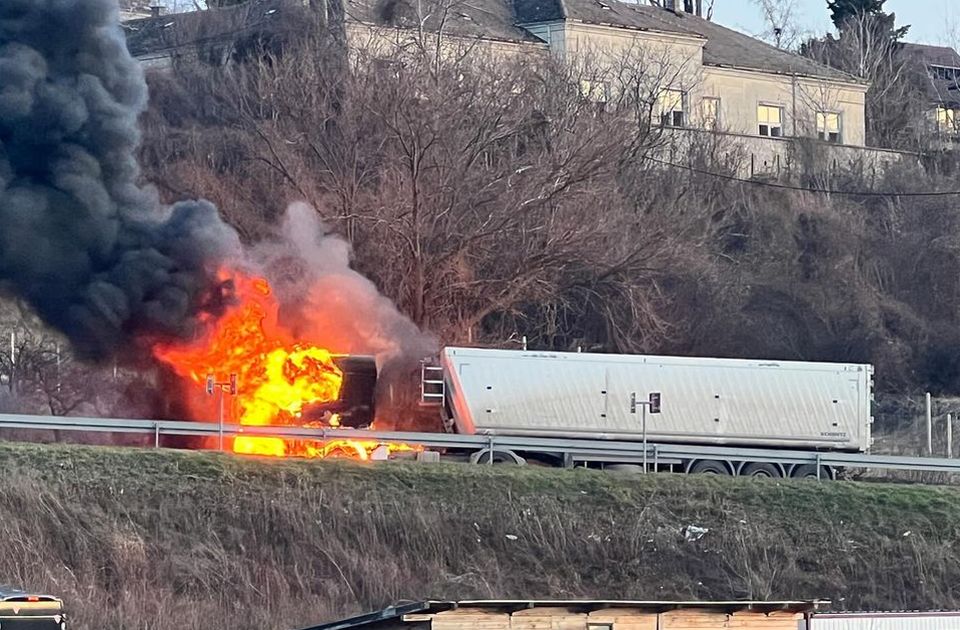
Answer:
[{"xmin": 712, "ymin": 0, "xmax": 957, "ymax": 47}]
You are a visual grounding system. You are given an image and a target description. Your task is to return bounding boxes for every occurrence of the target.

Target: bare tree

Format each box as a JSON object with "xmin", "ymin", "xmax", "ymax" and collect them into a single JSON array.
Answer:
[
  {"xmin": 750, "ymin": 0, "xmax": 801, "ymax": 50},
  {"xmin": 802, "ymin": 12, "xmax": 924, "ymax": 148}
]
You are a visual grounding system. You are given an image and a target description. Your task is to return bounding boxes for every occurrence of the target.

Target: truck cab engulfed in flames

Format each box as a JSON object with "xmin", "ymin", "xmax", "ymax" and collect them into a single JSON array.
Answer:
[{"xmin": 302, "ymin": 355, "xmax": 378, "ymax": 429}]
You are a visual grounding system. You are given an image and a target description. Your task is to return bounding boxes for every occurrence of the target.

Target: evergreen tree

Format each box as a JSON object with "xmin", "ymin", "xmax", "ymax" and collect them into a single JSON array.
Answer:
[
  {"xmin": 827, "ymin": 0, "xmax": 886, "ymax": 28},
  {"xmin": 826, "ymin": 0, "xmax": 908, "ymax": 39}
]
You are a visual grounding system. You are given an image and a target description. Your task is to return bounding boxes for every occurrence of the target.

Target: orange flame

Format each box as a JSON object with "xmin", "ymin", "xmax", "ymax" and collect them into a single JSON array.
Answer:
[{"xmin": 153, "ymin": 269, "xmax": 417, "ymax": 460}]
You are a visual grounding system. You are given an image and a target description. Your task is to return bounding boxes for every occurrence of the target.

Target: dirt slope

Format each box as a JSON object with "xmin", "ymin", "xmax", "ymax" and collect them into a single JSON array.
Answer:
[{"xmin": 1, "ymin": 442, "xmax": 959, "ymax": 629}]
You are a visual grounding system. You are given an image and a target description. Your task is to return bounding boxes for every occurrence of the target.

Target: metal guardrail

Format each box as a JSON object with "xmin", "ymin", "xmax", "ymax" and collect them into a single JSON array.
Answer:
[{"xmin": 3, "ymin": 412, "xmax": 960, "ymax": 474}]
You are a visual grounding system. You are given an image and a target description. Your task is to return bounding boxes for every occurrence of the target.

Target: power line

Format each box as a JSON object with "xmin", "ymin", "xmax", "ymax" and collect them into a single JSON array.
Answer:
[{"xmin": 645, "ymin": 155, "xmax": 960, "ymax": 198}]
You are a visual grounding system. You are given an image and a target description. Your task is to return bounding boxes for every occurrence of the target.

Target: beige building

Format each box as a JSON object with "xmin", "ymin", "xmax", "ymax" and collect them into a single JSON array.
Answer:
[
  {"xmin": 510, "ymin": 0, "xmax": 868, "ymax": 147},
  {"xmin": 124, "ymin": 0, "xmax": 904, "ymax": 174},
  {"xmin": 295, "ymin": 600, "xmax": 823, "ymax": 630},
  {"xmin": 901, "ymin": 43, "xmax": 960, "ymax": 141}
]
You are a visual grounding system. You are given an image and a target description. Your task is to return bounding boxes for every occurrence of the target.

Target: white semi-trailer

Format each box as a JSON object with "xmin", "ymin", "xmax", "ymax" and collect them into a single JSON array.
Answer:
[{"xmin": 436, "ymin": 347, "xmax": 874, "ymax": 478}]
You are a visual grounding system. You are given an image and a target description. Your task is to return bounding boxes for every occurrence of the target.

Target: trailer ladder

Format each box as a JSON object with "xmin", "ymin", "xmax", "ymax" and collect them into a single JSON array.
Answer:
[{"xmin": 420, "ymin": 360, "xmax": 445, "ymax": 406}]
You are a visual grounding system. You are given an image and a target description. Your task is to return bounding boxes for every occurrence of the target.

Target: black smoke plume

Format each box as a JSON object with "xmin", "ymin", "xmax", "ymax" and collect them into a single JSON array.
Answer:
[{"xmin": 0, "ymin": 0, "xmax": 239, "ymax": 359}]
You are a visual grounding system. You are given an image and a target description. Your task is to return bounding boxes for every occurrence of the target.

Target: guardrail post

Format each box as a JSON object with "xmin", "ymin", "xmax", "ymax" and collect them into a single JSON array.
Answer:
[
  {"xmin": 816, "ymin": 453, "xmax": 822, "ymax": 481},
  {"xmin": 948, "ymin": 413, "xmax": 953, "ymax": 459},
  {"xmin": 154, "ymin": 422, "xmax": 160, "ymax": 448}
]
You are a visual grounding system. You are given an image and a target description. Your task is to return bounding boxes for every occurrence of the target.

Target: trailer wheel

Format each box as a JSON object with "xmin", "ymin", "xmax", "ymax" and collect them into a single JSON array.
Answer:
[
  {"xmin": 740, "ymin": 463, "xmax": 782, "ymax": 478},
  {"xmin": 688, "ymin": 460, "xmax": 730, "ymax": 475},
  {"xmin": 469, "ymin": 449, "xmax": 526, "ymax": 466},
  {"xmin": 791, "ymin": 464, "xmax": 832, "ymax": 480}
]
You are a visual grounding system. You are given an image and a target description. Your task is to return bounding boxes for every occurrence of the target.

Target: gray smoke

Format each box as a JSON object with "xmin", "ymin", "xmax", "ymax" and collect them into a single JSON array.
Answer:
[
  {"xmin": 253, "ymin": 203, "xmax": 437, "ymax": 366},
  {"xmin": 0, "ymin": 0, "xmax": 240, "ymax": 359}
]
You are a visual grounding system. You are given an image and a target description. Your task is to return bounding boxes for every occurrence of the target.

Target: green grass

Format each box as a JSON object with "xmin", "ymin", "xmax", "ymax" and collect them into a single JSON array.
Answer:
[{"xmin": 2, "ymin": 441, "xmax": 960, "ymax": 629}]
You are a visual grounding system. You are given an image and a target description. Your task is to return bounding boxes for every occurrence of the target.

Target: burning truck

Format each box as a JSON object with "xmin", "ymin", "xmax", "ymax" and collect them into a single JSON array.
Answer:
[
  {"xmin": 0, "ymin": 0, "xmax": 875, "ymax": 477},
  {"xmin": 144, "ymin": 266, "xmax": 873, "ymax": 478}
]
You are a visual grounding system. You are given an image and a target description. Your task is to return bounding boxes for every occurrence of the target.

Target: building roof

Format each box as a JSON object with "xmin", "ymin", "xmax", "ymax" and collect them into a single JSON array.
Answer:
[
  {"xmin": 346, "ymin": 0, "xmax": 543, "ymax": 44},
  {"xmin": 299, "ymin": 600, "xmax": 827, "ymax": 630},
  {"xmin": 513, "ymin": 0, "xmax": 858, "ymax": 83},
  {"xmin": 899, "ymin": 42, "xmax": 960, "ymax": 107},
  {"xmin": 901, "ymin": 42, "xmax": 960, "ymax": 69},
  {"xmin": 123, "ymin": 0, "xmax": 543, "ymax": 57},
  {"xmin": 122, "ymin": 0, "xmax": 859, "ymax": 84},
  {"xmin": 122, "ymin": 0, "xmax": 296, "ymax": 59}
]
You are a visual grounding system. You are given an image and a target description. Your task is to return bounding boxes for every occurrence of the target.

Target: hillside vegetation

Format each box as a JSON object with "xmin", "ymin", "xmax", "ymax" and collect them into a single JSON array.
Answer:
[{"xmin": 3, "ymin": 443, "xmax": 960, "ymax": 630}]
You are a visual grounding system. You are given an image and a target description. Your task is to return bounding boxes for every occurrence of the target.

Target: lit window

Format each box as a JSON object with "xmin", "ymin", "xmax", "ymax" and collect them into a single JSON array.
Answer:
[
  {"xmin": 816, "ymin": 111, "xmax": 842, "ymax": 143},
  {"xmin": 702, "ymin": 97, "xmax": 720, "ymax": 129},
  {"xmin": 579, "ymin": 80, "xmax": 608, "ymax": 103},
  {"xmin": 658, "ymin": 89, "xmax": 685, "ymax": 127},
  {"xmin": 758, "ymin": 104, "xmax": 783, "ymax": 137},
  {"xmin": 937, "ymin": 106, "xmax": 958, "ymax": 134}
]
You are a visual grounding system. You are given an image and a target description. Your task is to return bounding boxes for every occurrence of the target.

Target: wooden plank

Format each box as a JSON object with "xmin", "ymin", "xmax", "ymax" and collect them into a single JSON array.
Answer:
[
  {"xmin": 728, "ymin": 611, "xmax": 801, "ymax": 630},
  {"xmin": 660, "ymin": 610, "xmax": 729, "ymax": 629},
  {"xmin": 432, "ymin": 610, "xmax": 512, "ymax": 630},
  {"xmin": 586, "ymin": 609, "xmax": 657, "ymax": 630}
]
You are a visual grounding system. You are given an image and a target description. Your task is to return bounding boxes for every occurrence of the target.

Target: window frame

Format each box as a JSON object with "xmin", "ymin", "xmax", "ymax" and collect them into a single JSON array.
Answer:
[
  {"xmin": 937, "ymin": 105, "xmax": 959, "ymax": 135},
  {"xmin": 757, "ymin": 103, "xmax": 784, "ymax": 138},
  {"xmin": 816, "ymin": 110, "xmax": 843, "ymax": 144},
  {"xmin": 701, "ymin": 96, "xmax": 721, "ymax": 129},
  {"xmin": 658, "ymin": 88, "xmax": 686, "ymax": 128},
  {"xmin": 579, "ymin": 79, "xmax": 609, "ymax": 104}
]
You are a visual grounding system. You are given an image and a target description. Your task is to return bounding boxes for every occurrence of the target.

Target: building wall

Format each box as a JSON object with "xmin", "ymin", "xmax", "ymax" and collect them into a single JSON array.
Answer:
[
  {"xmin": 661, "ymin": 127, "xmax": 910, "ymax": 180},
  {"xmin": 700, "ymin": 66, "xmax": 868, "ymax": 147},
  {"xmin": 345, "ymin": 22, "xmax": 549, "ymax": 60},
  {"xmin": 520, "ymin": 21, "xmax": 868, "ymax": 147},
  {"xmin": 524, "ymin": 21, "xmax": 704, "ymax": 95}
]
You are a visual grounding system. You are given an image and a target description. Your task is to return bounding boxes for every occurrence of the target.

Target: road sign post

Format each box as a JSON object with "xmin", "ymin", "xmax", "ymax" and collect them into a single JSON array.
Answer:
[
  {"xmin": 631, "ymin": 392, "xmax": 662, "ymax": 473},
  {"xmin": 206, "ymin": 373, "xmax": 238, "ymax": 451}
]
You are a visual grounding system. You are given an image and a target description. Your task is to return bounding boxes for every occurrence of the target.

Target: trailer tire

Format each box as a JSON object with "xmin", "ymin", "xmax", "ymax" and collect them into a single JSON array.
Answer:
[
  {"xmin": 791, "ymin": 464, "xmax": 832, "ymax": 480},
  {"xmin": 605, "ymin": 464, "xmax": 644, "ymax": 474},
  {"xmin": 740, "ymin": 463, "xmax": 782, "ymax": 478},
  {"xmin": 469, "ymin": 449, "xmax": 526, "ymax": 466},
  {"xmin": 688, "ymin": 460, "xmax": 730, "ymax": 475}
]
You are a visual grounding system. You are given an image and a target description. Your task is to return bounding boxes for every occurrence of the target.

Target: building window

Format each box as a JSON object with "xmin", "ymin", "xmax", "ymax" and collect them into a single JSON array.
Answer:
[
  {"xmin": 931, "ymin": 65, "xmax": 960, "ymax": 83},
  {"xmin": 702, "ymin": 97, "xmax": 720, "ymax": 129},
  {"xmin": 937, "ymin": 106, "xmax": 959, "ymax": 134},
  {"xmin": 757, "ymin": 104, "xmax": 784, "ymax": 137},
  {"xmin": 658, "ymin": 89, "xmax": 686, "ymax": 127},
  {"xmin": 816, "ymin": 111, "xmax": 842, "ymax": 143},
  {"xmin": 579, "ymin": 80, "xmax": 608, "ymax": 103}
]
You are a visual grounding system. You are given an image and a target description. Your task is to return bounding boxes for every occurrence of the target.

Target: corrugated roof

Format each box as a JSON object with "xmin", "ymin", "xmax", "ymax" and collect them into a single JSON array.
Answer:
[
  {"xmin": 815, "ymin": 611, "xmax": 960, "ymax": 617},
  {"xmin": 299, "ymin": 600, "xmax": 827, "ymax": 630}
]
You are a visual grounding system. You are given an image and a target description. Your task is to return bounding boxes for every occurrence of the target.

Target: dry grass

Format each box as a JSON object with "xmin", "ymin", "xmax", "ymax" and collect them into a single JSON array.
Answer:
[{"xmin": 3, "ymin": 442, "xmax": 960, "ymax": 629}]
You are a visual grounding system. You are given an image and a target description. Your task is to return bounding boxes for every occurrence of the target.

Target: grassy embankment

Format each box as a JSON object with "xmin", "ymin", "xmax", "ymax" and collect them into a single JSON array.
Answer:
[{"xmin": 2, "ymin": 442, "xmax": 960, "ymax": 630}]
